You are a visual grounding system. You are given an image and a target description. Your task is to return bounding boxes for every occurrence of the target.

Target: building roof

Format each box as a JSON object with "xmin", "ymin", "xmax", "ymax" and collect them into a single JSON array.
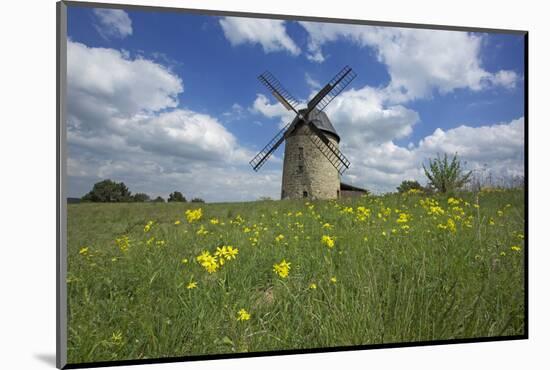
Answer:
[
  {"xmin": 292, "ymin": 108, "xmax": 340, "ymax": 142},
  {"xmin": 340, "ymin": 182, "xmax": 368, "ymax": 192}
]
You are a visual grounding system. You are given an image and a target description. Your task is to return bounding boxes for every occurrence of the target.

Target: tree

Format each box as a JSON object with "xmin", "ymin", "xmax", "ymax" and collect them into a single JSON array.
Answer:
[
  {"xmin": 191, "ymin": 197, "xmax": 205, "ymax": 203},
  {"xmin": 397, "ymin": 180, "xmax": 423, "ymax": 194},
  {"xmin": 423, "ymin": 153, "xmax": 472, "ymax": 193},
  {"xmin": 132, "ymin": 193, "xmax": 150, "ymax": 202},
  {"xmin": 81, "ymin": 179, "xmax": 132, "ymax": 202},
  {"xmin": 153, "ymin": 196, "xmax": 165, "ymax": 203},
  {"xmin": 168, "ymin": 191, "xmax": 186, "ymax": 202}
]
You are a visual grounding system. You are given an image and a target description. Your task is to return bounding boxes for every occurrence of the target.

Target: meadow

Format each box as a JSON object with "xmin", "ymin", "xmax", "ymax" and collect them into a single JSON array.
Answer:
[{"xmin": 66, "ymin": 189, "xmax": 525, "ymax": 364}]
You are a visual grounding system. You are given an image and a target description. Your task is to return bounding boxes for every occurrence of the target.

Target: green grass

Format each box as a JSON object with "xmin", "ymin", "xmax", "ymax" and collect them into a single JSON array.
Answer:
[{"xmin": 66, "ymin": 189, "xmax": 525, "ymax": 364}]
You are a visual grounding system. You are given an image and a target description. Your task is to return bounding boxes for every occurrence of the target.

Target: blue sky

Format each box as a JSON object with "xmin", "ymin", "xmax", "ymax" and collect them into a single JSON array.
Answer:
[{"xmin": 66, "ymin": 5, "xmax": 525, "ymax": 201}]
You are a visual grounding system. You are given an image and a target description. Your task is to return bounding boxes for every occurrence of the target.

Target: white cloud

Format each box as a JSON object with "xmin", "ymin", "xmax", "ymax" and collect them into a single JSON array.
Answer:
[
  {"xmin": 299, "ymin": 22, "xmax": 519, "ymax": 102},
  {"xmin": 488, "ymin": 70, "xmax": 519, "ymax": 89},
  {"xmin": 325, "ymin": 86, "xmax": 420, "ymax": 146},
  {"xmin": 93, "ymin": 8, "xmax": 133, "ymax": 39},
  {"xmin": 250, "ymin": 94, "xmax": 297, "ymax": 126},
  {"xmin": 219, "ymin": 17, "xmax": 300, "ymax": 55},
  {"xmin": 67, "ymin": 41, "xmax": 264, "ymax": 201},
  {"xmin": 341, "ymin": 117, "xmax": 524, "ymax": 193},
  {"xmin": 305, "ymin": 72, "xmax": 321, "ymax": 90},
  {"xmin": 67, "ymin": 41, "xmax": 183, "ymax": 120}
]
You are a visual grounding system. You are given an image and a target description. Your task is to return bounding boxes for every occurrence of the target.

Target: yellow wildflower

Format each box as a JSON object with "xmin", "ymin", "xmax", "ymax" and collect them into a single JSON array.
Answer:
[
  {"xmin": 511, "ymin": 245, "xmax": 522, "ymax": 252},
  {"xmin": 237, "ymin": 308, "xmax": 251, "ymax": 321},
  {"xmin": 174, "ymin": 220, "xmax": 181, "ymax": 225},
  {"xmin": 196, "ymin": 225, "xmax": 209, "ymax": 236},
  {"xmin": 273, "ymin": 259, "xmax": 291, "ymax": 278},
  {"xmin": 330, "ymin": 277, "xmax": 337, "ymax": 284},
  {"xmin": 144, "ymin": 220, "xmax": 154, "ymax": 232},
  {"xmin": 196, "ymin": 250, "xmax": 219, "ymax": 273},
  {"xmin": 79, "ymin": 247, "xmax": 89, "ymax": 256},
  {"xmin": 275, "ymin": 234, "xmax": 285, "ymax": 243},
  {"xmin": 187, "ymin": 281, "xmax": 197, "ymax": 289},
  {"xmin": 447, "ymin": 197, "xmax": 460, "ymax": 206},
  {"xmin": 321, "ymin": 235, "xmax": 335, "ymax": 248},
  {"xmin": 210, "ymin": 218, "xmax": 219, "ymax": 225},
  {"xmin": 115, "ymin": 235, "xmax": 130, "ymax": 253},
  {"xmin": 214, "ymin": 245, "xmax": 239, "ymax": 262},
  {"xmin": 111, "ymin": 331, "xmax": 123, "ymax": 345},
  {"xmin": 309, "ymin": 283, "xmax": 317, "ymax": 290},
  {"xmin": 396, "ymin": 213, "xmax": 410, "ymax": 223},
  {"xmin": 185, "ymin": 208, "xmax": 203, "ymax": 223}
]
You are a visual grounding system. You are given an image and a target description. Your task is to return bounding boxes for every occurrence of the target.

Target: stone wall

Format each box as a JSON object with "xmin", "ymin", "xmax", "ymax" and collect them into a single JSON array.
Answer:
[{"xmin": 281, "ymin": 123, "xmax": 340, "ymax": 200}]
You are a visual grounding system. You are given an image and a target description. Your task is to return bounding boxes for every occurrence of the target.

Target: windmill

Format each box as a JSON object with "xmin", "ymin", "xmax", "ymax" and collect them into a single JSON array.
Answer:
[{"xmin": 249, "ymin": 66, "xmax": 357, "ymax": 200}]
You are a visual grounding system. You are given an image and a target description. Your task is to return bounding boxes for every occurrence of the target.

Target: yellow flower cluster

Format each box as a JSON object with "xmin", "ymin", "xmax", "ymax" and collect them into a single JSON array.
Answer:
[
  {"xmin": 196, "ymin": 250, "xmax": 219, "ymax": 273},
  {"xmin": 237, "ymin": 308, "xmax": 251, "ymax": 321},
  {"xmin": 185, "ymin": 208, "xmax": 203, "ymax": 223},
  {"xmin": 115, "ymin": 235, "xmax": 130, "ymax": 253},
  {"xmin": 341, "ymin": 206, "xmax": 354, "ymax": 214},
  {"xmin": 396, "ymin": 213, "xmax": 410, "ymax": 224},
  {"xmin": 321, "ymin": 235, "xmax": 335, "ymax": 248},
  {"xmin": 356, "ymin": 206, "xmax": 371, "ymax": 221},
  {"xmin": 230, "ymin": 215, "xmax": 245, "ymax": 225},
  {"xmin": 196, "ymin": 225, "xmax": 209, "ymax": 236},
  {"xmin": 144, "ymin": 220, "xmax": 154, "ymax": 232},
  {"xmin": 196, "ymin": 245, "xmax": 239, "ymax": 273},
  {"xmin": 214, "ymin": 245, "xmax": 239, "ymax": 265},
  {"xmin": 420, "ymin": 198, "xmax": 445, "ymax": 216},
  {"xmin": 275, "ymin": 234, "xmax": 285, "ymax": 243},
  {"xmin": 447, "ymin": 197, "xmax": 461, "ymax": 206},
  {"xmin": 273, "ymin": 259, "xmax": 291, "ymax": 278},
  {"xmin": 437, "ymin": 218, "xmax": 457, "ymax": 233}
]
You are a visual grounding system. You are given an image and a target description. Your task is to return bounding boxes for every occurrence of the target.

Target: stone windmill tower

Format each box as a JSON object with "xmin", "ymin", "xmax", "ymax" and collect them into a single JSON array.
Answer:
[{"xmin": 250, "ymin": 66, "xmax": 356, "ymax": 200}]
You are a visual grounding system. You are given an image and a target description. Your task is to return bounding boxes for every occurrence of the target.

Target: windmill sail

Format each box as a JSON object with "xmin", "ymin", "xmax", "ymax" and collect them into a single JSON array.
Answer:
[
  {"xmin": 258, "ymin": 71, "xmax": 301, "ymax": 114},
  {"xmin": 307, "ymin": 122, "xmax": 350, "ymax": 174},
  {"xmin": 306, "ymin": 65, "xmax": 356, "ymax": 114},
  {"xmin": 249, "ymin": 121, "xmax": 293, "ymax": 172}
]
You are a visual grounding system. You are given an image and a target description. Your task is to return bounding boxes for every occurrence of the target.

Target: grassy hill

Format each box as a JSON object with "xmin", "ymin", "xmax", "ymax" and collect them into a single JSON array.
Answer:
[{"xmin": 66, "ymin": 189, "xmax": 525, "ymax": 364}]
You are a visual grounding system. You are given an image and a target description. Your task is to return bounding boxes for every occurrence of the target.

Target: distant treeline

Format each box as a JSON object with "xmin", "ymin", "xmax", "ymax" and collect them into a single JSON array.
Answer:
[{"xmin": 77, "ymin": 179, "xmax": 205, "ymax": 203}]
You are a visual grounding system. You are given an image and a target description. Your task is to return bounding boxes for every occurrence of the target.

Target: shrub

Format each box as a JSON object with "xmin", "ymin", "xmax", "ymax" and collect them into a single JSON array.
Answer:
[
  {"xmin": 397, "ymin": 180, "xmax": 423, "ymax": 194},
  {"xmin": 81, "ymin": 179, "xmax": 132, "ymax": 202},
  {"xmin": 423, "ymin": 153, "xmax": 472, "ymax": 193},
  {"xmin": 191, "ymin": 197, "xmax": 205, "ymax": 203},
  {"xmin": 168, "ymin": 191, "xmax": 187, "ymax": 202},
  {"xmin": 132, "ymin": 193, "xmax": 150, "ymax": 202}
]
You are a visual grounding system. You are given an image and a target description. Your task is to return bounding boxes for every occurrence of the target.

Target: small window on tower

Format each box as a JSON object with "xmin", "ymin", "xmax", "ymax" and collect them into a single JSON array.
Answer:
[
  {"xmin": 298, "ymin": 147, "xmax": 304, "ymax": 160},
  {"xmin": 298, "ymin": 165, "xmax": 303, "ymax": 174},
  {"xmin": 303, "ymin": 191, "xmax": 308, "ymax": 198}
]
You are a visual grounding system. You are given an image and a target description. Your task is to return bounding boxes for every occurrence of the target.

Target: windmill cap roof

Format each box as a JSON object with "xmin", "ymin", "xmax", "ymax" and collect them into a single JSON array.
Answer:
[{"xmin": 294, "ymin": 108, "xmax": 340, "ymax": 142}]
